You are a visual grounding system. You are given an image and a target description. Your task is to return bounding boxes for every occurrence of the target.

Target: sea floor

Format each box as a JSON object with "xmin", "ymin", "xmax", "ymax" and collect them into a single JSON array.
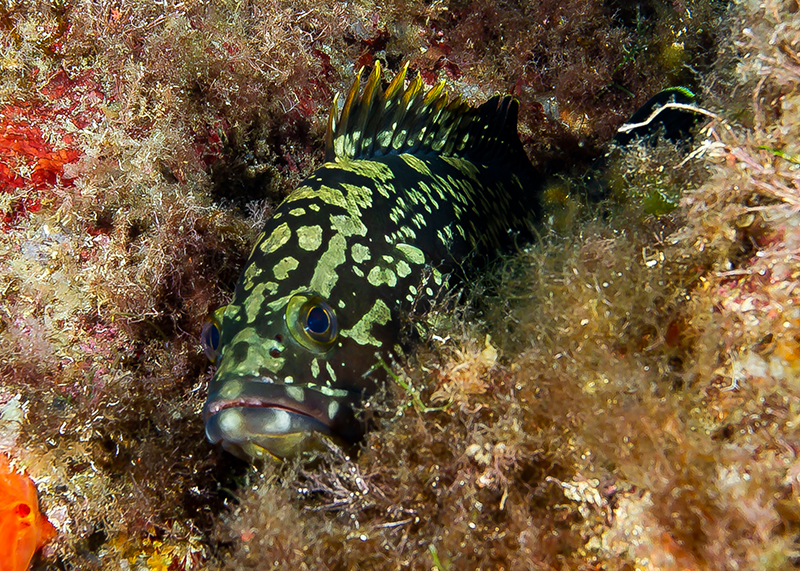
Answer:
[{"xmin": 0, "ymin": 0, "xmax": 798, "ymax": 569}]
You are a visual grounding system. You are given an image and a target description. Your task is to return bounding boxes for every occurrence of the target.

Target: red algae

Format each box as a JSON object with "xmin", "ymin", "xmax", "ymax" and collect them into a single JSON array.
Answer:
[
  {"xmin": 0, "ymin": 455, "xmax": 55, "ymax": 571},
  {"xmin": 0, "ymin": 69, "xmax": 104, "ymax": 231}
]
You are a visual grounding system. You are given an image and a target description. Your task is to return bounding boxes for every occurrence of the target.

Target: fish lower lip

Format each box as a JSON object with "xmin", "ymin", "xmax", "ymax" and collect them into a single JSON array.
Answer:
[
  {"xmin": 204, "ymin": 404, "xmax": 332, "ymax": 453},
  {"xmin": 203, "ymin": 379, "xmax": 364, "ymax": 457}
]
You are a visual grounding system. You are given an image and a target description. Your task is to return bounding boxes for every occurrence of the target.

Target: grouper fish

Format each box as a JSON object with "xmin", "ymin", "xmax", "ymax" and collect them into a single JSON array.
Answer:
[
  {"xmin": 201, "ymin": 62, "xmax": 541, "ymax": 460},
  {"xmin": 201, "ymin": 62, "xmax": 696, "ymax": 460}
]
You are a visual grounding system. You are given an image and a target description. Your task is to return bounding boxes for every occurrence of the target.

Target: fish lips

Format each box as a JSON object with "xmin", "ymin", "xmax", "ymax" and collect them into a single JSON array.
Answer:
[{"xmin": 203, "ymin": 377, "xmax": 363, "ymax": 459}]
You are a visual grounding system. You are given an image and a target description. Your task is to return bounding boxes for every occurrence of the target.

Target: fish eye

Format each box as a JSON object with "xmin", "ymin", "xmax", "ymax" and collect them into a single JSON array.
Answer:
[
  {"xmin": 201, "ymin": 306, "xmax": 227, "ymax": 363},
  {"xmin": 200, "ymin": 321, "xmax": 221, "ymax": 362},
  {"xmin": 304, "ymin": 305, "xmax": 331, "ymax": 338},
  {"xmin": 286, "ymin": 294, "xmax": 338, "ymax": 352}
]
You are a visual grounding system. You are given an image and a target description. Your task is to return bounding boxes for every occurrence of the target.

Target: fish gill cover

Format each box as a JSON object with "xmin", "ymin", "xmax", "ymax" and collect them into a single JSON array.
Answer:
[{"xmin": 1, "ymin": 0, "xmax": 800, "ymax": 569}]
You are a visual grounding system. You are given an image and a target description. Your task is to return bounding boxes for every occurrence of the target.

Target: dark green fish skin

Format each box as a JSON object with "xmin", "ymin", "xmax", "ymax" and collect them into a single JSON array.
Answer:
[{"xmin": 203, "ymin": 63, "xmax": 540, "ymax": 460}]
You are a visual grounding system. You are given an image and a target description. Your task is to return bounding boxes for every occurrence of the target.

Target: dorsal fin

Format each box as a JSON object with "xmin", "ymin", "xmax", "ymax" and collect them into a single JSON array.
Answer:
[{"xmin": 324, "ymin": 62, "xmax": 526, "ymax": 164}]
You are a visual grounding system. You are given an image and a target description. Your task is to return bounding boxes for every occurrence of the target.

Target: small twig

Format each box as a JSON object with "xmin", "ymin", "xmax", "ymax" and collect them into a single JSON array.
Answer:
[
  {"xmin": 616, "ymin": 102, "xmax": 721, "ymax": 135},
  {"xmin": 376, "ymin": 518, "xmax": 413, "ymax": 529}
]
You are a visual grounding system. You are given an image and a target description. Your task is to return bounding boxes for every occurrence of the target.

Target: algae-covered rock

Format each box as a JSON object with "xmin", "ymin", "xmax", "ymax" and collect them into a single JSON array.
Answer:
[{"xmin": 1, "ymin": 0, "xmax": 798, "ymax": 569}]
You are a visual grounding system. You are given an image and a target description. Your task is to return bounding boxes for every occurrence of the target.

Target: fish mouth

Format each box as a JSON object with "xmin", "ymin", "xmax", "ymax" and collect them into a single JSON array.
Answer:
[{"xmin": 203, "ymin": 377, "xmax": 362, "ymax": 459}]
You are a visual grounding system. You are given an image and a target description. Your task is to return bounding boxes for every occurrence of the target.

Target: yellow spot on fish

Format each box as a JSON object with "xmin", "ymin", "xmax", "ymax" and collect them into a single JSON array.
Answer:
[
  {"xmin": 351, "ymin": 243, "xmax": 371, "ymax": 263},
  {"xmin": 396, "ymin": 243, "xmax": 426, "ymax": 265},
  {"xmin": 440, "ymin": 156, "xmax": 480, "ymax": 181},
  {"xmin": 259, "ymin": 222, "xmax": 291, "ymax": 254},
  {"xmin": 274, "ymin": 256, "xmax": 299, "ymax": 280},
  {"xmin": 326, "ymin": 361, "xmax": 338, "ymax": 381},
  {"xmin": 286, "ymin": 386, "xmax": 305, "ymax": 401},
  {"xmin": 288, "ymin": 183, "xmax": 373, "ymax": 221},
  {"xmin": 262, "ymin": 284, "xmax": 294, "ymax": 310},
  {"xmin": 376, "ymin": 182, "xmax": 392, "ymax": 199},
  {"xmin": 341, "ymin": 299, "xmax": 391, "ymax": 346},
  {"xmin": 297, "ymin": 225, "xmax": 323, "ymax": 251},
  {"xmin": 319, "ymin": 385, "xmax": 350, "ymax": 397},
  {"xmin": 368, "ymin": 266, "xmax": 397, "ymax": 287},
  {"xmin": 340, "ymin": 183, "xmax": 373, "ymax": 210},
  {"xmin": 219, "ymin": 380, "xmax": 243, "ymax": 399},
  {"xmin": 310, "ymin": 358, "xmax": 320, "ymax": 379},
  {"xmin": 327, "ymin": 158, "xmax": 395, "ymax": 183},
  {"xmin": 328, "ymin": 400, "xmax": 339, "ymax": 419},
  {"xmin": 243, "ymin": 262, "xmax": 263, "ymax": 290},
  {"xmin": 330, "ymin": 214, "xmax": 367, "ymax": 237},
  {"xmin": 289, "ymin": 207, "xmax": 306, "ymax": 216},
  {"xmin": 310, "ymin": 233, "xmax": 347, "ymax": 297},
  {"xmin": 245, "ymin": 283, "xmax": 267, "ymax": 321},
  {"xmin": 288, "ymin": 185, "xmax": 347, "ymax": 210},
  {"xmin": 396, "ymin": 260, "xmax": 411, "ymax": 278}
]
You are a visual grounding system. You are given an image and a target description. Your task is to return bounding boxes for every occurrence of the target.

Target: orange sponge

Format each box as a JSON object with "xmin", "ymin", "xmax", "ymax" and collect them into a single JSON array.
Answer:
[{"xmin": 0, "ymin": 455, "xmax": 55, "ymax": 571}]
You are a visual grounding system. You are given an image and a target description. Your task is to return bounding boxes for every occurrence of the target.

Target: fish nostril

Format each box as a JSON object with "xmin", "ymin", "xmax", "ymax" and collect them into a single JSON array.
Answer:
[
  {"xmin": 269, "ymin": 348, "xmax": 282, "ymax": 358},
  {"xmin": 275, "ymin": 334, "xmax": 283, "ymax": 343}
]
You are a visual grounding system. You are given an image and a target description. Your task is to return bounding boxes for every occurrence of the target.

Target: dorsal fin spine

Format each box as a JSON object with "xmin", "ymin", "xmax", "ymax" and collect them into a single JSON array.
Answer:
[
  {"xmin": 341, "ymin": 67, "xmax": 363, "ymax": 129},
  {"xmin": 423, "ymin": 81, "xmax": 445, "ymax": 105},
  {"xmin": 384, "ymin": 63, "xmax": 408, "ymax": 100},
  {"xmin": 353, "ymin": 64, "xmax": 383, "ymax": 157},
  {"xmin": 325, "ymin": 65, "xmax": 527, "ymax": 166},
  {"xmin": 339, "ymin": 67, "xmax": 364, "ymax": 159},
  {"xmin": 325, "ymin": 92, "xmax": 340, "ymax": 154}
]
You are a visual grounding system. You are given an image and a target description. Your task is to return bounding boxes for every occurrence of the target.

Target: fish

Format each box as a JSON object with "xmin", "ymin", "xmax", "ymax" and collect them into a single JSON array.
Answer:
[
  {"xmin": 202, "ymin": 62, "xmax": 541, "ymax": 460},
  {"xmin": 612, "ymin": 86, "xmax": 698, "ymax": 147},
  {"xmin": 0, "ymin": 455, "xmax": 56, "ymax": 571},
  {"xmin": 201, "ymin": 60, "xmax": 701, "ymax": 461}
]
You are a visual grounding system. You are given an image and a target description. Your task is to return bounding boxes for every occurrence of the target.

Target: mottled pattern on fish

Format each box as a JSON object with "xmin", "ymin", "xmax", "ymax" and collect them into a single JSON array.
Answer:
[{"xmin": 203, "ymin": 63, "xmax": 540, "ymax": 460}]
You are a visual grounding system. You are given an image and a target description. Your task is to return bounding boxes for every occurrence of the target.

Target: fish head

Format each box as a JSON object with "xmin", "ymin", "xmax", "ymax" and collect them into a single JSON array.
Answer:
[{"xmin": 202, "ymin": 214, "xmax": 401, "ymax": 460}]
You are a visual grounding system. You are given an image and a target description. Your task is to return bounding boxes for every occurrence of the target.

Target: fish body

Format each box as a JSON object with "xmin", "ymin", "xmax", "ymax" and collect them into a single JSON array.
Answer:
[
  {"xmin": 203, "ymin": 63, "xmax": 541, "ymax": 460},
  {"xmin": 0, "ymin": 455, "xmax": 55, "ymax": 571}
]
